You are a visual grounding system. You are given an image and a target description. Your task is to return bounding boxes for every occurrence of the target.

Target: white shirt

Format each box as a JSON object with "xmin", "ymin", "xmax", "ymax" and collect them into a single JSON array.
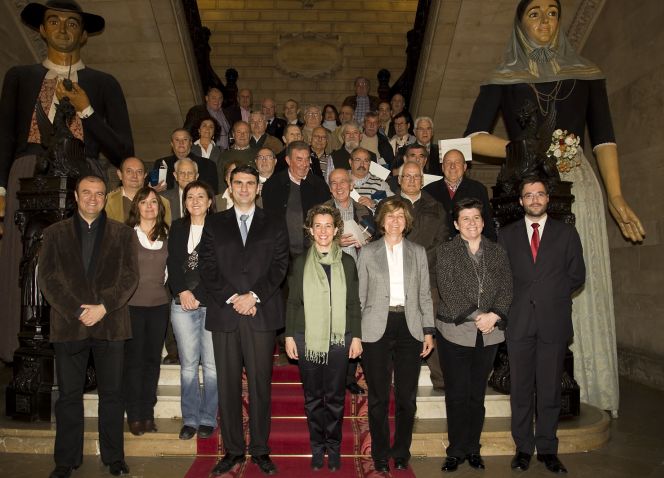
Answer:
[
  {"xmin": 525, "ymin": 214, "xmax": 548, "ymax": 243},
  {"xmin": 385, "ymin": 241, "xmax": 405, "ymax": 306},
  {"xmin": 194, "ymin": 139, "xmax": 214, "ymax": 159}
]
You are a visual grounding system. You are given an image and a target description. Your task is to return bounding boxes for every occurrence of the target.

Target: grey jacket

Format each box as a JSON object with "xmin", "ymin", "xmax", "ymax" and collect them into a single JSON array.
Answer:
[{"xmin": 357, "ymin": 237, "xmax": 434, "ymax": 343}]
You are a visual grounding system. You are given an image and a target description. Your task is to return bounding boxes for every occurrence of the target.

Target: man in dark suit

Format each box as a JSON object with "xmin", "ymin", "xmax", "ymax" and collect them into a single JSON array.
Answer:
[
  {"xmin": 262, "ymin": 141, "xmax": 331, "ymax": 258},
  {"xmin": 330, "ymin": 122, "xmax": 376, "ymax": 170},
  {"xmin": 262, "ymin": 97, "xmax": 286, "ymax": 141},
  {"xmin": 341, "ymin": 76, "xmax": 380, "ymax": 124},
  {"xmin": 39, "ymin": 175, "xmax": 139, "ymax": 478},
  {"xmin": 199, "ymin": 165, "xmax": 289, "ymax": 476},
  {"xmin": 151, "ymin": 128, "xmax": 219, "ymax": 193},
  {"xmin": 424, "ymin": 149, "xmax": 496, "ymax": 241},
  {"xmin": 393, "ymin": 116, "xmax": 442, "ymax": 176},
  {"xmin": 499, "ymin": 177, "xmax": 585, "ymax": 474},
  {"xmin": 0, "ymin": 0, "xmax": 134, "ymax": 362}
]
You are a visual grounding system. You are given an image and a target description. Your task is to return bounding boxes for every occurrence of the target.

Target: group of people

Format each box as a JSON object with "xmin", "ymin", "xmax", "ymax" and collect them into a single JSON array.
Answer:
[{"xmin": 0, "ymin": 1, "xmax": 648, "ymax": 478}]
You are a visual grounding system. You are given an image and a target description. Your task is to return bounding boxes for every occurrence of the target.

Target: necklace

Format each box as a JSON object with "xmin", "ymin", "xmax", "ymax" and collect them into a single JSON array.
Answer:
[
  {"xmin": 469, "ymin": 250, "xmax": 487, "ymax": 309},
  {"xmin": 528, "ymin": 80, "xmax": 576, "ymax": 116}
]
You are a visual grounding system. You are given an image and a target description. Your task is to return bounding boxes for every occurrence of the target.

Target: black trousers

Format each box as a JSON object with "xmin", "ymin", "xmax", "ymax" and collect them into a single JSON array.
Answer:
[
  {"xmin": 123, "ymin": 304, "xmax": 169, "ymax": 421},
  {"xmin": 437, "ymin": 330, "xmax": 498, "ymax": 458},
  {"xmin": 295, "ymin": 332, "xmax": 350, "ymax": 456},
  {"xmin": 53, "ymin": 338, "xmax": 125, "ymax": 467},
  {"xmin": 362, "ymin": 312, "xmax": 422, "ymax": 462},
  {"xmin": 508, "ymin": 336, "xmax": 567, "ymax": 455},
  {"xmin": 212, "ymin": 320, "xmax": 276, "ymax": 456},
  {"xmin": 346, "ymin": 358, "xmax": 360, "ymax": 386}
]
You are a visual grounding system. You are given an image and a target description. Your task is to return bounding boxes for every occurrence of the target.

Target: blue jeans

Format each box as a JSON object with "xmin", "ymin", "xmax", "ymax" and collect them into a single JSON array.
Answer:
[{"xmin": 170, "ymin": 301, "xmax": 218, "ymax": 428}]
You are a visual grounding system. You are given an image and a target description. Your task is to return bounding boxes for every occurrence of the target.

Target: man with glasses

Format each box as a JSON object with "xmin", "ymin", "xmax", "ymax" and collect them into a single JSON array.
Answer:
[
  {"xmin": 394, "ymin": 116, "xmax": 442, "ymax": 176},
  {"xmin": 310, "ymin": 126, "xmax": 332, "ymax": 181},
  {"xmin": 424, "ymin": 149, "xmax": 496, "ymax": 241},
  {"xmin": 499, "ymin": 177, "xmax": 585, "ymax": 474},
  {"xmin": 162, "ymin": 158, "xmax": 199, "ymax": 220},
  {"xmin": 389, "ymin": 112, "xmax": 416, "ymax": 156},
  {"xmin": 302, "ymin": 105, "xmax": 340, "ymax": 153},
  {"xmin": 349, "ymin": 147, "xmax": 393, "ymax": 211},
  {"xmin": 255, "ymin": 147, "xmax": 277, "ymax": 195},
  {"xmin": 360, "ymin": 111, "xmax": 394, "ymax": 169},
  {"xmin": 218, "ymin": 121, "xmax": 257, "ymax": 181},
  {"xmin": 397, "ymin": 161, "xmax": 449, "ymax": 391}
]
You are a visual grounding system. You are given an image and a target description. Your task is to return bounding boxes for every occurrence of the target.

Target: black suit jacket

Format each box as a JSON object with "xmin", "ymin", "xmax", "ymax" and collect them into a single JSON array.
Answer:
[
  {"xmin": 199, "ymin": 207, "xmax": 289, "ymax": 332},
  {"xmin": 167, "ymin": 216, "xmax": 209, "ymax": 305},
  {"xmin": 498, "ymin": 217, "xmax": 585, "ymax": 343},
  {"xmin": 424, "ymin": 176, "xmax": 496, "ymax": 241},
  {"xmin": 265, "ymin": 117, "xmax": 287, "ymax": 140},
  {"xmin": 183, "ymin": 104, "xmax": 236, "ymax": 135},
  {"xmin": 261, "ymin": 169, "xmax": 332, "ymax": 223},
  {"xmin": 331, "ymin": 147, "xmax": 377, "ymax": 170},
  {"xmin": 152, "ymin": 152, "xmax": 219, "ymax": 193},
  {"xmin": 0, "ymin": 64, "xmax": 134, "ymax": 188}
]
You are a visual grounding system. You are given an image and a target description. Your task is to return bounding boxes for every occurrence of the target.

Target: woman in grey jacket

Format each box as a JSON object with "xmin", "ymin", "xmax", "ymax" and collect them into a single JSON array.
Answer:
[
  {"xmin": 436, "ymin": 198, "xmax": 512, "ymax": 472},
  {"xmin": 357, "ymin": 196, "xmax": 435, "ymax": 473}
]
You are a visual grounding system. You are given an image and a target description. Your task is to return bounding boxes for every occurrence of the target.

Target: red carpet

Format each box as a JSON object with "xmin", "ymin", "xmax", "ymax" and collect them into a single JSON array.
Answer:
[{"xmin": 184, "ymin": 359, "xmax": 415, "ymax": 477}]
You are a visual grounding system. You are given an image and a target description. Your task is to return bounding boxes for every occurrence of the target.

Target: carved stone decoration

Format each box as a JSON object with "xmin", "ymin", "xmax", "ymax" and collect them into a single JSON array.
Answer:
[
  {"xmin": 567, "ymin": 0, "xmax": 607, "ymax": 51},
  {"xmin": 274, "ymin": 33, "xmax": 343, "ymax": 79}
]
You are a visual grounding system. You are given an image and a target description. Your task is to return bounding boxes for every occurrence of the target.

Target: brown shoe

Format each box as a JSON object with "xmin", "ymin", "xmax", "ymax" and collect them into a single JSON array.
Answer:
[
  {"xmin": 143, "ymin": 419, "xmax": 158, "ymax": 433},
  {"xmin": 128, "ymin": 420, "xmax": 144, "ymax": 436}
]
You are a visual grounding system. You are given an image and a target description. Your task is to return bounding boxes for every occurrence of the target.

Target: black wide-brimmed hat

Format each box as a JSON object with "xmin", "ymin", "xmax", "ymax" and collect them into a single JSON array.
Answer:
[{"xmin": 21, "ymin": 0, "xmax": 105, "ymax": 35}]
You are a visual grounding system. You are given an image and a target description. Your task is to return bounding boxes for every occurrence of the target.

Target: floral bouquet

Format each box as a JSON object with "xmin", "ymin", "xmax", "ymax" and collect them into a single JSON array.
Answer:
[{"xmin": 547, "ymin": 129, "xmax": 581, "ymax": 173}]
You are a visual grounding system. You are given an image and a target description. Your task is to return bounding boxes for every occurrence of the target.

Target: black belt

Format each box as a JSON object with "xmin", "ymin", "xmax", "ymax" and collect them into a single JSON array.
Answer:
[{"xmin": 389, "ymin": 305, "xmax": 405, "ymax": 313}]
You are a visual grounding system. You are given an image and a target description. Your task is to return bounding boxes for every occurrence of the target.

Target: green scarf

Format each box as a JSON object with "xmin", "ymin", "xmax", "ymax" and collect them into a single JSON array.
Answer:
[{"xmin": 302, "ymin": 242, "xmax": 347, "ymax": 364}]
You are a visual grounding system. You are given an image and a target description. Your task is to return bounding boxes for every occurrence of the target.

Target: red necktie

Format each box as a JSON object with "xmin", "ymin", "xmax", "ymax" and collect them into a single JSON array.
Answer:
[{"xmin": 530, "ymin": 223, "xmax": 540, "ymax": 262}]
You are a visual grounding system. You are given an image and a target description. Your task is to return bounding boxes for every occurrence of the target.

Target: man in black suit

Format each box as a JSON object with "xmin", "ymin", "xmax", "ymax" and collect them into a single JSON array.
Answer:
[
  {"xmin": 393, "ymin": 116, "xmax": 442, "ymax": 176},
  {"xmin": 151, "ymin": 128, "xmax": 218, "ymax": 193},
  {"xmin": 199, "ymin": 165, "xmax": 289, "ymax": 476},
  {"xmin": 262, "ymin": 97, "xmax": 286, "ymax": 141},
  {"xmin": 262, "ymin": 141, "xmax": 331, "ymax": 258},
  {"xmin": 498, "ymin": 177, "xmax": 585, "ymax": 474},
  {"xmin": 424, "ymin": 149, "xmax": 496, "ymax": 241}
]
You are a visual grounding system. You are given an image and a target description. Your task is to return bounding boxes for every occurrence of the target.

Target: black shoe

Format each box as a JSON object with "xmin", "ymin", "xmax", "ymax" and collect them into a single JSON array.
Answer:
[
  {"xmin": 466, "ymin": 453, "xmax": 485, "ymax": 469},
  {"xmin": 346, "ymin": 383, "xmax": 365, "ymax": 395},
  {"xmin": 373, "ymin": 460, "xmax": 390, "ymax": 473},
  {"xmin": 328, "ymin": 453, "xmax": 341, "ymax": 472},
  {"xmin": 211, "ymin": 453, "xmax": 246, "ymax": 475},
  {"xmin": 511, "ymin": 452, "xmax": 532, "ymax": 471},
  {"xmin": 394, "ymin": 457, "xmax": 409, "ymax": 470},
  {"xmin": 127, "ymin": 420, "xmax": 144, "ymax": 436},
  {"xmin": 108, "ymin": 460, "xmax": 130, "ymax": 476},
  {"xmin": 197, "ymin": 425, "xmax": 215, "ymax": 439},
  {"xmin": 251, "ymin": 454, "xmax": 277, "ymax": 475},
  {"xmin": 311, "ymin": 452, "xmax": 324, "ymax": 471},
  {"xmin": 49, "ymin": 466, "xmax": 73, "ymax": 478},
  {"xmin": 441, "ymin": 456, "xmax": 463, "ymax": 472},
  {"xmin": 162, "ymin": 354, "xmax": 179, "ymax": 365},
  {"xmin": 537, "ymin": 454, "xmax": 568, "ymax": 473},
  {"xmin": 143, "ymin": 419, "xmax": 157, "ymax": 433},
  {"xmin": 179, "ymin": 425, "xmax": 197, "ymax": 440}
]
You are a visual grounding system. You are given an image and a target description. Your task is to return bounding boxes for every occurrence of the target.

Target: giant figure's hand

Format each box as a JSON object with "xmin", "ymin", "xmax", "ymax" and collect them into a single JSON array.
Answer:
[
  {"xmin": 55, "ymin": 80, "xmax": 91, "ymax": 113},
  {"xmin": 608, "ymin": 195, "xmax": 645, "ymax": 243}
]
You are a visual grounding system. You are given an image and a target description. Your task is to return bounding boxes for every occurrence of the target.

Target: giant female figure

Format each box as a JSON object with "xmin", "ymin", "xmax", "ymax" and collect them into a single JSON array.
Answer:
[{"xmin": 464, "ymin": 0, "xmax": 644, "ymax": 413}]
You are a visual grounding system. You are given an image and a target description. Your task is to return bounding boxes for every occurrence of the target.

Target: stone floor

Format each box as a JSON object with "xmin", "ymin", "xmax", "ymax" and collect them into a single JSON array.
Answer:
[{"xmin": 1, "ymin": 362, "xmax": 662, "ymax": 477}]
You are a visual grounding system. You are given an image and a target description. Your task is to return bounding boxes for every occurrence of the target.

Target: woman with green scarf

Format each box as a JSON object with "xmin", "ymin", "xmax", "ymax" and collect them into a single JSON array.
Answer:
[{"xmin": 285, "ymin": 204, "xmax": 363, "ymax": 472}]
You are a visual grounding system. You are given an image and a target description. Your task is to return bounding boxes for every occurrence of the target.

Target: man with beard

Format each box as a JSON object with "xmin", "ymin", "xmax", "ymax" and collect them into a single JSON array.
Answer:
[
  {"xmin": 331, "ymin": 122, "xmax": 376, "ymax": 170},
  {"xmin": 348, "ymin": 147, "xmax": 393, "ymax": 211},
  {"xmin": 499, "ymin": 177, "xmax": 585, "ymax": 474}
]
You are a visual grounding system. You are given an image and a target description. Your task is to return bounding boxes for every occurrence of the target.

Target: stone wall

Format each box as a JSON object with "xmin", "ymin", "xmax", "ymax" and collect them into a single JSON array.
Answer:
[
  {"xmin": 199, "ymin": 0, "xmax": 417, "ymax": 109},
  {"xmin": 582, "ymin": 0, "xmax": 664, "ymax": 390}
]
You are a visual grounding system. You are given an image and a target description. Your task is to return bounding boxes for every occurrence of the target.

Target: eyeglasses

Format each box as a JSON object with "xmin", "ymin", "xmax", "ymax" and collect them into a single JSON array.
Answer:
[
  {"xmin": 256, "ymin": 155, "xmax": 274, "ymax": 161},
  {"xmin": 305, "ymin": 112, "xmax": 321, "ymax": 117},
  {"xmin": 522, "ymin": 192, "xmax": 548, "ymax": 201},
  {"xmin": 400, "ymin": 174, "xmax": 422, "ymax": 181},
  {"xmin": 176, "ymin": 171, "xmax": 196, "ymax": 178},
  {"xmin": 351, "ymin": 158, "xmax": 371, "ymax": 164},
  {"xmin": 312, "ymin": 135, "xmax": 327, "ymax": 140}
]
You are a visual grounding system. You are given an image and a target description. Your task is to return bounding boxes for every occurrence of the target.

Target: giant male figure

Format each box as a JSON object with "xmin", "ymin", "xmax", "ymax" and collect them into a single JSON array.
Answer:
[{"xmin": 0, "ymin": 0, "xmax": 134, "ymax": 362}]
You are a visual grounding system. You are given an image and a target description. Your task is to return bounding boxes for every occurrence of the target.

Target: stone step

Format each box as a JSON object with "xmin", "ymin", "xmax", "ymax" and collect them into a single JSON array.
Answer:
[
  {"xmin": 415, "ymin": 386, "xmax": 511, "ymax": 419},
  {"xmin": 0, "ymin": 404, "xmax": 610, "ymax": 458}
]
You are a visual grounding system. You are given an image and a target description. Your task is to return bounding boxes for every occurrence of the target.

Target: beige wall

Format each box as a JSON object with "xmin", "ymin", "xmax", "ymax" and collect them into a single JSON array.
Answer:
[
  {"xmin": 582, "ymin": 0, "xmax": 664, "ymax": 389},
  {"xmin": 200, "ymin": 0, "xmax": 417, "ymax": 109}
]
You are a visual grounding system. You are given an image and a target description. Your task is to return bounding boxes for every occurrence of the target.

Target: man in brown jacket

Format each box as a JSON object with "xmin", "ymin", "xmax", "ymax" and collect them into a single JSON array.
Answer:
[{"xmin": 39, "ymin": 175, "xmax": 139, "ymax": 478}]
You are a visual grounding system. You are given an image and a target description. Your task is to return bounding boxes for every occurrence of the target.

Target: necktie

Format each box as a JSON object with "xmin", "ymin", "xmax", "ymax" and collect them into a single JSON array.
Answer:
[
  {"xmin": 530, "ymin": 223, "xmax": 540, "ymax": 262},
  {"xmin": 240, "ymin": 214, "xmax": 249, "ymax": 245}
]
